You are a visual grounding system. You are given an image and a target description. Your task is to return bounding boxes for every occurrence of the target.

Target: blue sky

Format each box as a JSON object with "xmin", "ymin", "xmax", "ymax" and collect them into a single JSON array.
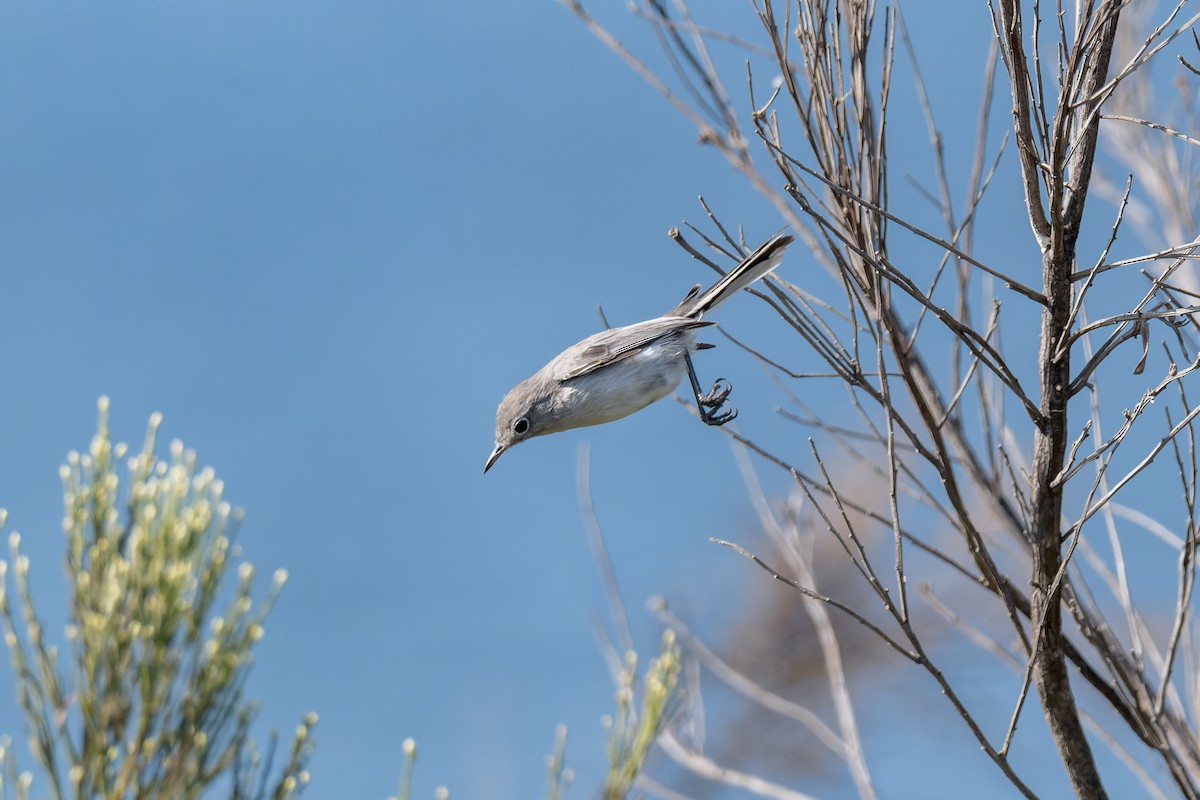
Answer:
[{"xmin": 0, "ymin": 2, "xmax": 1183, "ymax": 798}]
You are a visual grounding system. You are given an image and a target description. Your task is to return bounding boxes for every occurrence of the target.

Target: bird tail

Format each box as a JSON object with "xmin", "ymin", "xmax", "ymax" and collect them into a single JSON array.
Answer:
[{"xmin": 676, "ymin": 233, "xmax": 794, "ymax": 318}]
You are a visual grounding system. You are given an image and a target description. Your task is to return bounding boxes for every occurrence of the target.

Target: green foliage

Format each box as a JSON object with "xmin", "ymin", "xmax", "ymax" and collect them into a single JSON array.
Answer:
[
  {"xmin": 0, "ymin": 398, "xmax": 314, "ymax": 799},
  {"xmin": 603, "ymin": 630, "xmax": 681, "ymax": 799}
]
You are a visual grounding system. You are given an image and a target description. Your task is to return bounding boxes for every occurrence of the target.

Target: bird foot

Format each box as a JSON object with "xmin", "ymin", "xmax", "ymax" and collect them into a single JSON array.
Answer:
[
  {"xmin": 699, "ymin": 378, "xmax": 733, "ymax": 408},
  {"xmin": 698, "ymin": 379, "xmax": 737, "ymax": 426}
]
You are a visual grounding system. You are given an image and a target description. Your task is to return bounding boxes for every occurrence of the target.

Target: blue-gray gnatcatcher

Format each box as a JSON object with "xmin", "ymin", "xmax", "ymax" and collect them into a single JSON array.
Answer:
[{"xmin": 485, "ymin": 233, "xmax": 794, "ymax": 472}]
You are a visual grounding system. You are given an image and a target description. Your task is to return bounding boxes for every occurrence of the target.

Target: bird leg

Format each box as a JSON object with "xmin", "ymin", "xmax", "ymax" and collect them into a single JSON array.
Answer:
[{"xmin": 684, "ymin": 352, "xmax": 737, "ymax": 426}]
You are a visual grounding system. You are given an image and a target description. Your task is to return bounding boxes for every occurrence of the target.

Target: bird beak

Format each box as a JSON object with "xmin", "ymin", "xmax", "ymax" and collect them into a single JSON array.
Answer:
[{"xmin": 483, "ymin": 443, "xmax": 506, "ymax": 473}]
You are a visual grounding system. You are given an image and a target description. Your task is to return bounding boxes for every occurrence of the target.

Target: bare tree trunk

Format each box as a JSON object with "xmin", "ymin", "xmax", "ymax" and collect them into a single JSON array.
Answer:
[
  {"xmin": 1029, "ymin": 249, "xmax": 1107, "ymax": 798},
  {"xmin": 1005, "ymin": 2, "xmax": 1122, "ymax": 797}
]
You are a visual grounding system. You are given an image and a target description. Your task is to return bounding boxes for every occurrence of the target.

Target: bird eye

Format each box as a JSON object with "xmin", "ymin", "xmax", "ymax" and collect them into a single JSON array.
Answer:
[{"xmin": 513, "ymin": 417, "xmax": 530, "ymax": 435}]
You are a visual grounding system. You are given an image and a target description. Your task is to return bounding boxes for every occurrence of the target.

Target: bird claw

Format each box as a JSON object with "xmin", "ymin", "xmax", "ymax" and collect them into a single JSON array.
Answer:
[
  {"xmin": 699, "ymin": 378, "xmax": 733, "ymax": 408},
  {"xmin": 700, "ymin": 406, "xmax": 738, "ymax": 426},
  {"xmin": 698, "ymin": 378, "xmax": 736, "ymax": 426}
]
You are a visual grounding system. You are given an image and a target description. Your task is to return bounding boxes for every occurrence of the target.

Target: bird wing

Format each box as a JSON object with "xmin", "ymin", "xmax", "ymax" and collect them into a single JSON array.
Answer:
[{"xmin": 555, "ymin": 316, "xmax": 712, "ymax": 381}]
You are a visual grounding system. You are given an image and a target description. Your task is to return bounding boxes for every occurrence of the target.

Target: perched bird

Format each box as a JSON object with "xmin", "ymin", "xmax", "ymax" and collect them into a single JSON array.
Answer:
[{"xmin": 485, "ymin": 233, "xmax": 794, "ymax": 472}]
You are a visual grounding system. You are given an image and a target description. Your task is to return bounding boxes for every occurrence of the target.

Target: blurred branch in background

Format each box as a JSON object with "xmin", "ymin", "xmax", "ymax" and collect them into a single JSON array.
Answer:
[{"xmin": 561, "ymin": 0, "xmax": 1200, "ymax": 797}]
